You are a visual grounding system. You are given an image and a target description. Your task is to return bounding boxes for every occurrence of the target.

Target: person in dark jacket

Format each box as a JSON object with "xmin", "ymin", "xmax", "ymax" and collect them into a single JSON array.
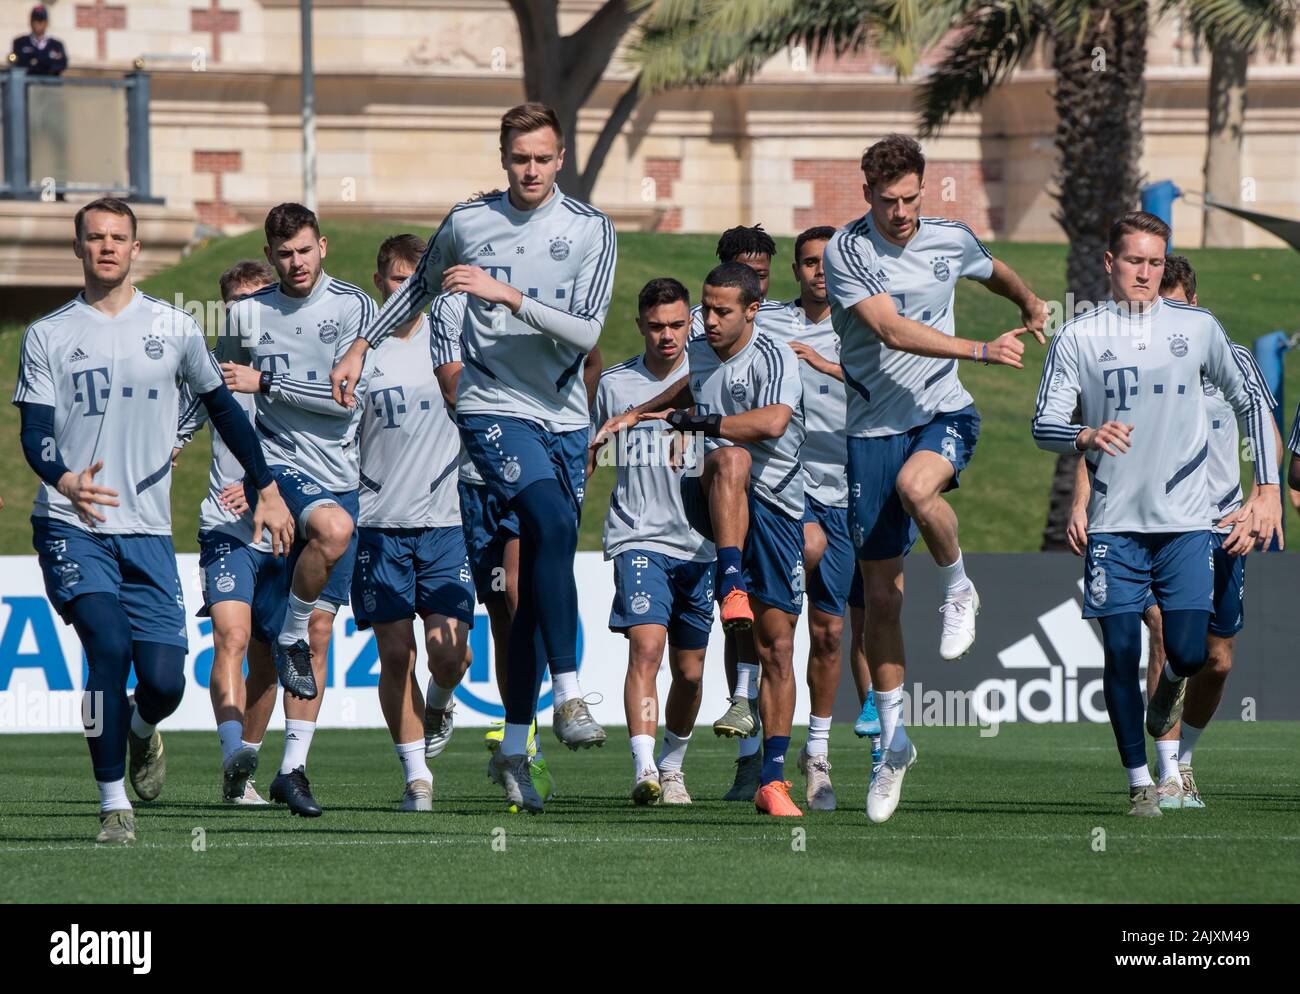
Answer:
[{"xmin": 12, "ymin": 5, "xmax": 67, "ymax": 76}]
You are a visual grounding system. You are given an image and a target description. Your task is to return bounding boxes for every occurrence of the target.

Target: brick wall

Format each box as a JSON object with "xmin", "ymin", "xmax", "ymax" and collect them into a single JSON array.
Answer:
[
  {"xmin": 793, "ymin": 158, "xmax": 1002, "ymax": 237},
  {"xmin": 644, "ymin": 157, "xmax": 682, "ymax": 232},
  {"xmin": 193, "ymin": 150, "xmax": 245, "ymax": 229}
]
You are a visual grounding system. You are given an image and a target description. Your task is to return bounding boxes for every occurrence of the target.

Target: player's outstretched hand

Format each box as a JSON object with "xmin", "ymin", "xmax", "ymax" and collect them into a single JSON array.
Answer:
[
  {"xmin": 330, "ymin": 340, "xmax": 367, "ymax": 409},
  {"xmin": 591, "ymin": 411, "xmax": 638, "ymax": 450},
  {"xmin": 984, "ymin": 328, "xmax": 1034, "ymax": 368},
  {"xmin": 1066, "ymin": 503, "xmax": 1089, "ymax": 557},
  {"xmin": 57, "ymin": 461, "xmax": 119, "ymax": 526},
  {"xmin": 251, "ymin": 480, "xmax": 294, "ymax": 556},
  {"xmin": 217, "ymin": 480, "xmax": 250, "ymax": 515},
  {"xmin": 221, "ymin": 362, "xmax": 261, "ymax": 394},
  {"xmin": 1079, "ymin": 422, "xmax": 1133, "ymax": 457}
]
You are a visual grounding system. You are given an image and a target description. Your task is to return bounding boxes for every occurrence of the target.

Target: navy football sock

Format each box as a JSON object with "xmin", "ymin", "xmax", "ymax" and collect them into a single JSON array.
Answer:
[
  {"xmin": 1099, "ymin": 614, "xmax": 1147, "ymax": 769},
  {"xmin": 67, "ymin": 593, "xmax": 134, "ymax": 782},
  {"xmin": 760, "ymin": 734, "xmax": 790, "ymax": 785},
  {"xmin": 1161, "ymin": 610, "xmax": 1212, "ymax": 679},
  {"xmin": 717, "ymin": 546, "xmax": 745, "ymax": 598}
]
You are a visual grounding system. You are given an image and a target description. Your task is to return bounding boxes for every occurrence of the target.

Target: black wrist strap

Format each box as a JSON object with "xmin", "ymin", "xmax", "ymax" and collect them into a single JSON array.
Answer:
[
  {"xmin": 666, "ymin": 409, "xmax": 724, "ymax": 437},
  {"xmin": 259, "ymin": 370, "xmax": 273, "ymax": 395}
]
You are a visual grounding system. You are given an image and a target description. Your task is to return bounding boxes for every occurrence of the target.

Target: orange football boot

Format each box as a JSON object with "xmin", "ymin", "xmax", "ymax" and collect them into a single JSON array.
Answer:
[
  {"xmin": 754, "ymin": 780, "xmax": 803, "ymax": 816},
  {"xmin": 720, "ymin": 588, "xmax": 754, "ymax": 631}
]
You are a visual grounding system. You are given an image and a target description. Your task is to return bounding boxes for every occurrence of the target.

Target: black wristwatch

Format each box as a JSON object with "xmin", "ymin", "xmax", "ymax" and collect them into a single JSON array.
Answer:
[{"xmin": 259, "ymin": 370, "xmax": 273, "ymax": 394}]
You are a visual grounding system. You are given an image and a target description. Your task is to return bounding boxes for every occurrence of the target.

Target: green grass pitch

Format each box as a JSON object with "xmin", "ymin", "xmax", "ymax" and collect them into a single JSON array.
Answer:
[{"xmin": 2, "ymin": 722, "xmax": 1297, "ymax": 902}]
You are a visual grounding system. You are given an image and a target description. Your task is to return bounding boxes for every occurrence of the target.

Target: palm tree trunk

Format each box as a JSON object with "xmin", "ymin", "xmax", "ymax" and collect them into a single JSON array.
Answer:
[
  {"xmin": 1041, "ymin": 0, "xmax": 1148, "ymax": 551},
  {"xmin": 1203, "ymin": 35, "xmax": 1249, "ymax": 247}
]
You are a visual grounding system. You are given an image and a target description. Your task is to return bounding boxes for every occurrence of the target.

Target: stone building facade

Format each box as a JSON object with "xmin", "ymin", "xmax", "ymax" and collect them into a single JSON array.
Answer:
[{"xmin": 13, "ymin": 1, "xmax": 1300, "ymax": 251}]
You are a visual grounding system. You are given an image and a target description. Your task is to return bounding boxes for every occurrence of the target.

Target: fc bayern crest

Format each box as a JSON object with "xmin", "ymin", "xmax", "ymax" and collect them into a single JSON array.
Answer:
[
  {"xmin": 143, "ymin": 336, "xmax": 164, "ymax": 360},
  {"xmin": 318, "ymin": 320, "xmax": 340, "ymax": 344},
  {"xmin": 549, "ymin": 238, "xmax": 571, "ymax": 261},
  {"xmin": 932, "ymin": 257, "xmax": 951, "ymax": 282},
  {"xmin": 502, "ymin": 457, "xmax": 522, "ymax": 483},
  {"xmin": 630, "ymin": 593, "xmax": 651, "ymax": 616},
  {"xmin": 216, "ymin": 573, "xmax": 236, "ymax": 594},
  {"xmin": 1168, "ymin": 333, "xmax": 1189, "ymax": 358},
  {"xmin": 729, "ymin": 379, "xmax": 747, "ymax": 401}
]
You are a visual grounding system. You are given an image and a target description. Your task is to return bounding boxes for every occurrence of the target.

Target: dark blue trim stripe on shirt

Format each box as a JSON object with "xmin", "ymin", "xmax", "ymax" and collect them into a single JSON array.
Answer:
[
  {"xmin": 560, "ymin": 198, "xmax": 616, "ymax": 318},
  {"xmin": 837, "ymin": 224, "xmax": 887, "ymax": 299},
  {"xmin": 924, "ymin": 217, "xmax": 993, "ymax": 260},
  {"xmin": 1165, "ymin": 442, "xmax": 1209, "ymax": 494},
  {"xmin": 754, "ymin": 334, "xmax": 786, "ymax": 408}
]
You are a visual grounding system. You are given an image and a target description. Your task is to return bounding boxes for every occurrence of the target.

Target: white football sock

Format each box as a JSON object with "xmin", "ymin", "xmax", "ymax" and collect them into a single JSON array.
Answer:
[
  {"xmin": 734, "ymin": 662, "xmax": 759, "ymax": 700},
  {"xmin": 1128, "ymin": 764, "xmax": 1155, "ymax": 789},
  {"xmin": 658, "ymin": 730, "xmax": 690, "ymax": 772},
  {"xmin": 425, "ymin": 679, "xmax": 455, "ymax": 712},
  {"xmin": 630, "ymin": 734, "xmax": 657, "ymax": 775},
  {"xmin": 876, "ymin": 685, "xmax": 910, "ymax": 755},
  {"xmin": 1156, "ymin": 740, "xmax": 1180, "ymax": 782},
  {"xmin": 1162, "ymin": 661, "xmax": 1186, "ymax": 684},
  {"xmin": 806, "ymin": 714, "xmax": 831, "ymax": 758},
  {"xmin": 217, "ymin": 720, "xmax": 243, "ymax": 763},
  {"xmin": 552, "ymin": 671, "xmax": 580, "ymax": 707},
  {"xmin": 278, "ymin": 591, "xmax": 316, "ymax": 646},
  {"xmin": 279, "ymin": 718, "xmax": 315, "ymax": 773},
  {"xmin": 738, "ymin": 732, "xmax": 761, "ymax": 758},
  {"xmin": 129, "ymin": 705, "xmax": 155, "ymax": 740},
  {"xmin": 395, "ymin": 740, "xmax": 432, "ymax": 784},
  {"xmin": 937, "ymin": 551, "xmax": 973, "ymax": 597},
  {"xmin": 97, "ymin": 778, "xmax": 131, "ymax": 812},
  {"xmin": 1178, "ymin": 722, "xmax": 1204, "ymax": 766},
  {"xmin": 502, "ymin": 722, "xmax": 531, "ymax": 756},
  {"xmin": 241, "ymin": 739, "xmax": 262, "ymax": 753}
]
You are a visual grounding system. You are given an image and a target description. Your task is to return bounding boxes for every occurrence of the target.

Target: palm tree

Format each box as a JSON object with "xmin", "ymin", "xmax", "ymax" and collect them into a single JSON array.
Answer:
[
  {"xmin": 1164, "ymin": 1, "xmax": 1298, "ymax": 247},
  {"xmin": 633, "ymin": 1, "xmax": 1150, "ymax": 550}
]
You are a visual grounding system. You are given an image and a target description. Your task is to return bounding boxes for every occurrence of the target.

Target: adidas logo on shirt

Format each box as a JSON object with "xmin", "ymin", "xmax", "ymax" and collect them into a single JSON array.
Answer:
[
  {"xmin": 724, "ymin": 565, "xmax": 740, "ymax": 575},
  {"xmin": 258, "ymin": 331, "xmax": 275, "ymax": 345},
  {"xmin": 1099, "ymin": 349, "xmax": 1117, "ymax": 362},
  {"xmin": 478, "ymin": 243, "xmax": 495, "ymax": 256},
  {"xmin": 68, "ymin": 347, "xmax": 88, "ymax": 363}
]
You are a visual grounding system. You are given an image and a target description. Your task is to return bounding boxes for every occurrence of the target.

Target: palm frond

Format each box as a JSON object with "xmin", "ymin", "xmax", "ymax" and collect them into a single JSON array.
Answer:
[
  {"xmin": 1166, "ymin": 0, "xmax": 1298, "ymax": 50},
  {"xmin": 917, "ymin": 1, "xmax": 1047, "ymax": 136},
  {"xmin": 629, "ymin": 0, "xmax": 970, "ymax": 94}
]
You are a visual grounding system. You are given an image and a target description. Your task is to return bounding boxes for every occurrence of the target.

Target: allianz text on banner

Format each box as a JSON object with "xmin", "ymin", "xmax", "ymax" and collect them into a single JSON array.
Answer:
[{"xmin": 0, "ymin": 553, "xmax": 812, "ymax": 732}]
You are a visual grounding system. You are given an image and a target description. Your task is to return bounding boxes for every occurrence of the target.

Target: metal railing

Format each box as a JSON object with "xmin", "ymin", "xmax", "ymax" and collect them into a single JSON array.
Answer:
[{"xmin": 1, "ymin": 67, "xmax": 157, "ymax": 201}]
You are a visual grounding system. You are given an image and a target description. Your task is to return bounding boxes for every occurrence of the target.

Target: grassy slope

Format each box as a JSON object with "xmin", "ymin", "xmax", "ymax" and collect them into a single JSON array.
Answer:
[
  {"xmin": 0, "ymin": 226, "xmax": 1296, "ymax": 554},
  {"xmin": 1, "ymin": 722, "xmax": 1296, "ymax": 902}
]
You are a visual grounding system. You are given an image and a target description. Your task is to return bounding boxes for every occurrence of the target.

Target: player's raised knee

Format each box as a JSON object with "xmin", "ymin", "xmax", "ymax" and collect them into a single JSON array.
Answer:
[
  {"xmin": 708, "ymin": 444, "xmax": 751, "ymax": 481},
  {"xmin": 310, "ymin": 508, "xmax": 354, "ymax": 561},
  {"xmin": 894, "ymin": 469, "xmax": 935, "ymax": 516}
]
